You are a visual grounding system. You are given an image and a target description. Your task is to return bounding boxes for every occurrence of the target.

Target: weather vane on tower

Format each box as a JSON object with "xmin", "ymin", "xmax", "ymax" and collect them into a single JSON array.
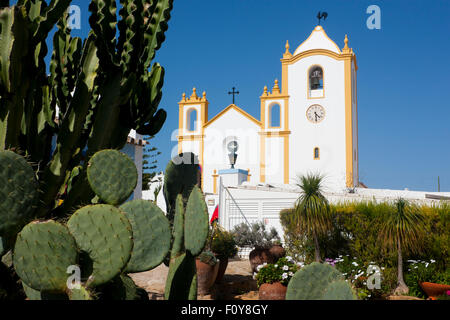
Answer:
[{"xmin": 317, "ymin": 11, "xmax": 328, "ymax": 25}]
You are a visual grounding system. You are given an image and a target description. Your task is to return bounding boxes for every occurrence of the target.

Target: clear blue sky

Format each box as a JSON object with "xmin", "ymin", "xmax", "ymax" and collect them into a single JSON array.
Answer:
[{"xmin": 36, "ymin": 0, "xmax": 450, "ymax": 191}]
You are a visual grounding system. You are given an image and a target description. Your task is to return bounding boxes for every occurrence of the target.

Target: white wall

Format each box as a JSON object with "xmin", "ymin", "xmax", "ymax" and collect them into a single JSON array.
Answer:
[
  {"xmin": 203, "ymin": 107, "xmax": 261, "ymax": 194},
  {"xmin": 288, "ymin": 54, "xmax": 347, "ymax": 192}
]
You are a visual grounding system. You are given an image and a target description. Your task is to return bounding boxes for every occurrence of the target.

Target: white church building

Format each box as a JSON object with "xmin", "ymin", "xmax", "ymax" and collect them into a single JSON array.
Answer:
[
  {"xmin": 145, "ymin": 25, "xmax": 449, "ymax": 238},
  {"xmin": 178, "ymin": 25, "xmax": 358, "ymax": 193}
]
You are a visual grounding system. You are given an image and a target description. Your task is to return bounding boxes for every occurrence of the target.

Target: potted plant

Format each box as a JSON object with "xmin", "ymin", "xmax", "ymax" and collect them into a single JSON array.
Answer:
[
  {"xmin": 210, "ymin": 225, "xmax": 238, "ymax": 283},
  {"xmin": 232, "ymin": 222, "xmax": 281, "ymax": 273},
  {"xmin": 255, "ymin": 257, "xmax": 299, "ymax": 300},
  {"xmin": 420, "ymin": 282, "xmax": 450, "ymax": 300},
  {"xmin": 196, "ymin": 251, "xmax": 219, "ymax": 296},
  {"xmin": 269, "ymin": 239, "xmax": 286, "ymax": 261}
]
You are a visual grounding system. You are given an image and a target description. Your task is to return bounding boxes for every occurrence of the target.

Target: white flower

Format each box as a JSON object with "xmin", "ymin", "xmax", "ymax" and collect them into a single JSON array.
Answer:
[
  {"xmin": 289, "ymin": 271, "xmax": 294, "ymax": 276},
  {"xmin": 256, "ymin": 264, "xmax": 264, "ymax": 272},
  {"xmin": 274, "ymin": 264, "xmax": 278, "ymax": 268},
  {"xmin": 282, "ymin": 273, "xmax": 288, "ymax": 279},
  {"xmin": 283, "ymin": 265, "xmax": 289, "ymax": 271},
  {"xmin": 430, "ymin": 259, "xmax": 436, "ymax": 263},
  {"xmin": 286, "ymin": 256, "xmax": 293, "ymax": 262}
]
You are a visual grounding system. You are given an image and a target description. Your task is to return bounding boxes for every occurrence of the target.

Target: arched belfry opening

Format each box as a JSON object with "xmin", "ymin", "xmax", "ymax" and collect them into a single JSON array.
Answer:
[{"xmin": 309, "ymin": 66, "xmax": 324, "ymax": 98}]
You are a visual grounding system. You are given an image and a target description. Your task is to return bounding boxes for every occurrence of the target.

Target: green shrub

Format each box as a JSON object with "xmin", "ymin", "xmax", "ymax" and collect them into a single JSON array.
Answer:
[
  {"xmin": 210, "ymin": 225, "xmax": 238, "ymax": 260},
  {"xmin": 404, "ymin": 259, "xmax": 450, "ymax": 298},
  {"xmin": 280, "ymin": 200, "xmax": 450, "ymax": 298},
  {"xmin": 198, "ymin": 251, "xmax": 217, "ymax": 266},
  {"xmin": 232, "ymin": 222, "xmax": 280, "ymax": 249}
]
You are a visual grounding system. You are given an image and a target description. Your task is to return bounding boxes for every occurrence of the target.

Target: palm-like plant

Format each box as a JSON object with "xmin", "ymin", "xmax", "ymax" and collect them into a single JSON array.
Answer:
[
  {"xmin": 379, "ymin": 198, "xmax": 425, "ymax": 295},
  {"xmin": 294, "ymin": 173, "xmax": 332, "ymax": 262}
]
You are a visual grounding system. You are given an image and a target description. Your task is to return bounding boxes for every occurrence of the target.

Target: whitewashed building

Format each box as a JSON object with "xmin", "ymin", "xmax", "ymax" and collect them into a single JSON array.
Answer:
[
  {"xmin": 145, "ymin": 25, "xmax": 450, "ymax": 238},
  {"xmin": 177, "ymin": 25, "xmax": 358, "ymax": 194}
]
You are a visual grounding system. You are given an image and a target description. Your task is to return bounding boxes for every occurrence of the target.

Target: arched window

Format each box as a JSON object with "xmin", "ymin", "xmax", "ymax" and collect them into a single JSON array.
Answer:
[
  {"xmin": 314, "ymin": 147, "xmax": 320, "ymax": 160},
  {"xmin": 309, "ymin": 66, "xmax": 324, "ymax": 98},
  {"xmin": 269, "ymin": 103, "xmax": 281, "ymax": 128},
  {"xmin": 186, "ymin": 108, "xmax": 198, "ymax": 131}
]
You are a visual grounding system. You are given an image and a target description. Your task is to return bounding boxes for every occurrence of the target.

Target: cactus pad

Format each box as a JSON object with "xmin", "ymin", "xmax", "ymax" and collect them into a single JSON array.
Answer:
[
  {"xmin": 165, "ymin": 252, "xmax": 197, "ymax": 300},
  {"xmin": 286, "ymin": 262, "xmax": 345, "ymax": 300},
  {"xmin": 87, "ymin": 150, "xmax": 138, "ymax": 205},
  {"xmin": 184, "ymin": 186, "xmax": 209, "ymax": 256},
  {"xmin": 171, "ymin": 195, "xmax": 185, "ymax": 258},
  {"xmin": 0, "ymin": 150, "xmax": 39, "ymax": 238},
  {"xmin": 13, "ymin": 221, "xmax": 78, "ymax": 293},
  {"xmin": 22, "ymin": 282, "xmax": 68, "ymax": 300},
  {"xmin": 67, "ymin": 205, "xmax": 133, "ymax": 287},
  {"xmin": 69, "ymin": 286, "xmax": 93, "ymax": 300},
  {"xmin": 120, "ymin": 200, "xmax": 171, "ymax": 273},
  {"xmin": 163, "ymin": 152, "xmax": 199, "ymax": 220},
  {"xmin": 321, "ymin": 280, "xmax": 355, "ymax": 300}
]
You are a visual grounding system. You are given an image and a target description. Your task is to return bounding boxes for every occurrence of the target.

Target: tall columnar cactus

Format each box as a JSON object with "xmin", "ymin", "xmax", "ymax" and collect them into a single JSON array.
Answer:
[
  {"xmin": 8, "ymin": 149, "xmax": 171, "ymax": 300},
  {"xmin": 0, "ymin": 0, "xmax": 172, "ymax": 221},
  {"xmin": 165, "ymin": 186, "xmax": 209, "ymax": 300},
  {"xmin": 286, "ymin": 262, "xmax": 356, "ymax": 300}
]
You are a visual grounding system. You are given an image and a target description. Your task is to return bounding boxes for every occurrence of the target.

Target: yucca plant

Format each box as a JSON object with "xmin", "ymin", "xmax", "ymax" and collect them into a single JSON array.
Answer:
[
  {"xmin": 379, "ymin": 198, "xmax": 426, "ymax": 295},
  {"xmin": 294, "ymin": 173, "xmax": 332, "ymax": 262}
]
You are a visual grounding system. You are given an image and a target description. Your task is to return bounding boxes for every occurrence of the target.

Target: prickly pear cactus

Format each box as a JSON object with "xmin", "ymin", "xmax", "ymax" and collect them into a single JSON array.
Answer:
[
  {"xmin": 69, "ymin": 286, "xmax": 93, "ymax": 300},
  {"xmin": 87, "ymin": 149, "xmax": 138, "ymax": 205},
  {"xmin": 13, "ymin": 221, "xmax": 78, "ymax": 293},
  {"xmin": 67, "ymin": 204, "xmax": 133, "ymax": 287},
  {"xmin": 120, "ymin": 200, "xmax": 171, "ymax": 273},
  {"xmin": 165, "ymin": 184, "xmax": 210, "ymax": 300},
  {"xmin": 321, "ymin": 280, "xmax": 355, "ymax": 300},
  {"xmin": 163, "ymin": 152, "xmax": 200, "ymax": 221},
  {"xmin": 286, "ymin": 262, "xmax": 355, "ymax": 300},
  {"xmin": 184, "ymin": 186, "xmax": 209, "ymax": 256},
  {"xmin": 11, "ymin": 149, "xmax": 172, "ymax": 300},
  {"xmin": 0, "ymin": 150, "xmax": 39, "ymax": 239}
]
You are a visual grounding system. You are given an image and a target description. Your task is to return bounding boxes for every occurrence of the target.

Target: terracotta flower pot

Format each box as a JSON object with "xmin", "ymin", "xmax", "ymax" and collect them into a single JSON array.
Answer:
[
  {"xmin": 196, "ymin": 259, "xmax": 220, "ymax": 296},
  {"xmin": 259, "ymin": 282, "xmax": 287, "ymax": 300},
  {"xmin": 249, "ymin": 248, "xmax": 274, "ymax": 273},
  {"xmin": 215, "ymin": 257, "xmax": 229, "ymax": 283},
  {"xmin": 269, "ymin": 244, "xmax": 286, "ymax": 262},
  {"xmin": 420, "ymin": 282, "xmax": 450, "ymax": 299}
]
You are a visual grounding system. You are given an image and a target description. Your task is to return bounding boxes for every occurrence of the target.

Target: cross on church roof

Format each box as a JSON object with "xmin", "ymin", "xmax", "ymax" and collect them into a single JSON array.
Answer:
[{"xmin": 228, "ymin": 87, "xmax": 239, "ymax": 105}]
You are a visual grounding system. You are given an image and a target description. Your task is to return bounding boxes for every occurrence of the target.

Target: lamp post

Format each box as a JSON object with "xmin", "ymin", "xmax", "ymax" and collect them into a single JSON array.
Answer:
[{"xmin": 227, "ymin": 141, "xmax": 239, "ymax": 169}]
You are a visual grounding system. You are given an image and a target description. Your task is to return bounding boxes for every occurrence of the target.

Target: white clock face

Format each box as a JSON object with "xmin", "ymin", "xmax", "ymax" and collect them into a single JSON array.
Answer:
[{"xmin": 306, "ymin": 104, "xmax": 325, "ymax": 123}]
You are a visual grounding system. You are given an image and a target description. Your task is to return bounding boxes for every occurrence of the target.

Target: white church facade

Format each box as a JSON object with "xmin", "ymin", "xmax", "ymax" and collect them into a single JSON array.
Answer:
[
  {"xmin": 142, "ymin": 25, "xmax": 448, "ymax": 239},
  {"xmin": 177, "ymin": 26, "xmax": 359, "ymax": 193}
]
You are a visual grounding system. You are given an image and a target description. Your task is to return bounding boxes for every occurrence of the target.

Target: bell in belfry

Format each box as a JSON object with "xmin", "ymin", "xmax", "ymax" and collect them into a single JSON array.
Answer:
[{"xmin": 310, "ymin": 69, "xmax": 322, "ymax": 90}]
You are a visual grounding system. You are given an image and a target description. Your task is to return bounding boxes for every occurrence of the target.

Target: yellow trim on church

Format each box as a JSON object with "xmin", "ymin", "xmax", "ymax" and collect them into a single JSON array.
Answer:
[
  {"xmin": 293, "ymin": 25, "xmax": 342, "ymax": 56},
  {"xmin": 204, "ymin": 104, "xmax": 262, "ymax": 128}
]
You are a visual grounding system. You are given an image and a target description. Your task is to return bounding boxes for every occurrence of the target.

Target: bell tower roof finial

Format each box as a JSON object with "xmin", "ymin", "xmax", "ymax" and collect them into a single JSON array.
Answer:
[
  {"xmin": 283, "ymin": 40, "xmax": 292, "ymax": 58},
  {"xmin": 343, "ymin": 34, "xmax": 351, "ymax": 53}
]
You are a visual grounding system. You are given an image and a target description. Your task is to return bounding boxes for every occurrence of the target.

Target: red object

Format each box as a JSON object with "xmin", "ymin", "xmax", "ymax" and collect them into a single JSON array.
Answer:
[
  {"xmin": 210, "ymin": 205, "xmax": 219, "ymax": 224},
  {"xmin": 420, "ymin": 282, "xmax": 450, "ymax": 299}
]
